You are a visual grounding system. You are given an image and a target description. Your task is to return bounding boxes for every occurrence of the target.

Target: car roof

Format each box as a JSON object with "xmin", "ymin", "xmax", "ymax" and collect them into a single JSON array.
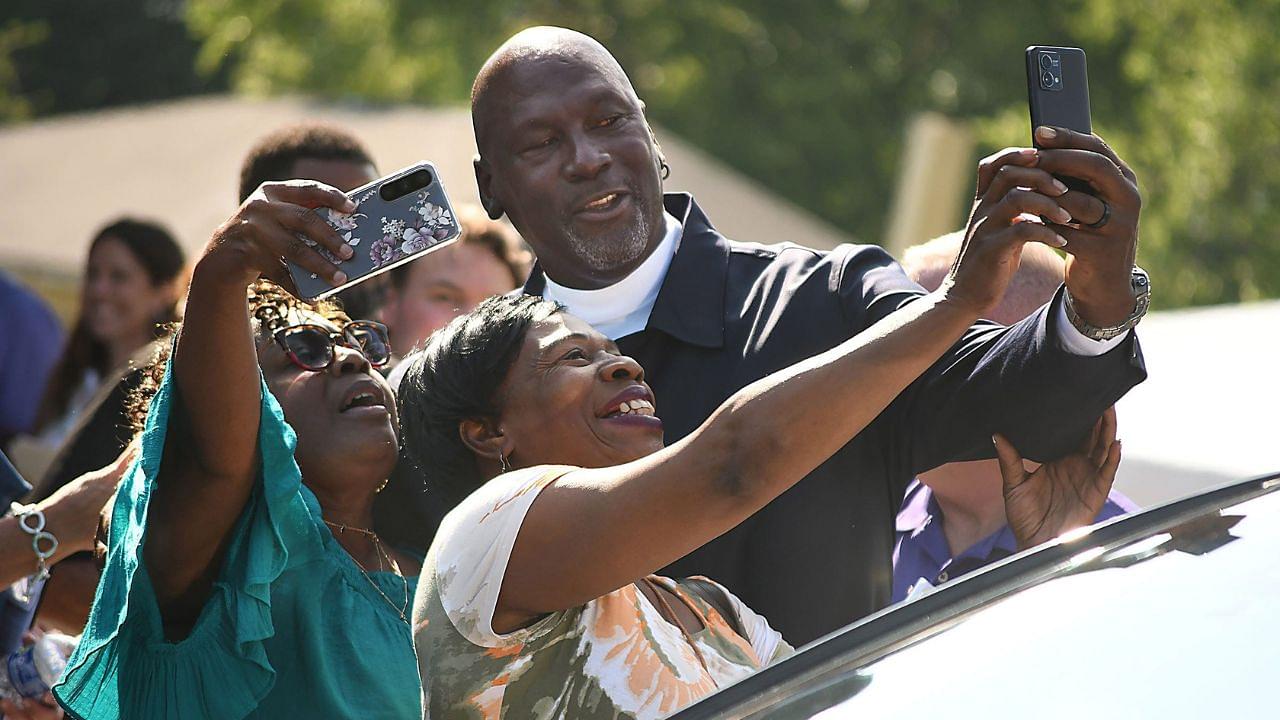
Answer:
[{"xmin": 673, "ymin": 471, "xmax": 1280, "ymax": 719}]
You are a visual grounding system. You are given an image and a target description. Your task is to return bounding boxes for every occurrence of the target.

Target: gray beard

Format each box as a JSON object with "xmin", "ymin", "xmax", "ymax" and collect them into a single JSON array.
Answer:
[{"xmin": 563, "ymin": 196, "xmax": 653, "ymax": 274}]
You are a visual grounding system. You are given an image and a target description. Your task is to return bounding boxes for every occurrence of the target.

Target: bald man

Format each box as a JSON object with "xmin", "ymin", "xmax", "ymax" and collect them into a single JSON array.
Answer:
[{"xmin": 469, "ymin": 27, "xmax": 1149, "ymax": 644}]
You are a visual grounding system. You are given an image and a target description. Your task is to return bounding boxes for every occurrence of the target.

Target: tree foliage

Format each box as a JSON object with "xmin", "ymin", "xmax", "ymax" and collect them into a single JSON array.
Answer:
[
  {"xmin": 11, "ymin": 0, "xmax": 1277, "ymax": 308},
  {"xmin": 0, "ymin": 0, "xmax": 227, "ymax": 118}
]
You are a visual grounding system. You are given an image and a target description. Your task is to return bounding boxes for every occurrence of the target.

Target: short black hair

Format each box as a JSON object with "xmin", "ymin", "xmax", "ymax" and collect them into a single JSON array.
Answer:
[
  {"xmin": 397, "ymin": 294, "xmax": 560, "ymax": 507},
  {"xmin": 238, "ymin": 123, "xmax": 374, "ymax": 202}
]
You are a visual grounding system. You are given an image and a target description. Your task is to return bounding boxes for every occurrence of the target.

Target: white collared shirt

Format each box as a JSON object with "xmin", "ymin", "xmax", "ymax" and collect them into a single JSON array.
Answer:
[{"xmin": 544, "ymin": 212, "xmax": 683, "ymax": 341}]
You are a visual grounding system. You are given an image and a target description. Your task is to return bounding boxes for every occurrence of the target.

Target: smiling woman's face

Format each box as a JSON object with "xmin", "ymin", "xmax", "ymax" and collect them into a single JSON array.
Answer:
[
  {"xmin": 255, "ymin": 309, "xmax": 400, "ymax": 489},
  {"xmin": 496, "ymin": 312, "xmax": 665, "ymax": 469},
  {"xmin": 83, "ymin": 235, "xmax": 175, "ymax": 347}
]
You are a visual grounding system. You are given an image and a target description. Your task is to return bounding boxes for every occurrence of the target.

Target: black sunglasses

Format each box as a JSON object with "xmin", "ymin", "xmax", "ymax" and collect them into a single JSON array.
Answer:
[{"xmin": 272, "ymin": 321, "xmax": 392, "ymax": 372}]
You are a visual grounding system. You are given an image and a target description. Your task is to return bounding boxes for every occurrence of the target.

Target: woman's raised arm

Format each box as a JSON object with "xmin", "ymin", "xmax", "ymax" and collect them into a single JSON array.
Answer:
[{"xmin": 144, "ymin": 182, "xmax": 353, "ymax": 631}]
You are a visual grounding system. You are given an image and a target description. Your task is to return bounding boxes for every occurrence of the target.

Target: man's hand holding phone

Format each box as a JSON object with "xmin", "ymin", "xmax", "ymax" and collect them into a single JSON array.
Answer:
[{"xmin": 1033, "ymin": 125, "xmax": 1143, "ymax": 328}]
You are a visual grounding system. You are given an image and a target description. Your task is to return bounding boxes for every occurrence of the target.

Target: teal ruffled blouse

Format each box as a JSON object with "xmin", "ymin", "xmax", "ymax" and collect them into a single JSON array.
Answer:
[{"xmin": 54, "ymin": 365, "xmax": 421, "ymax": 719}]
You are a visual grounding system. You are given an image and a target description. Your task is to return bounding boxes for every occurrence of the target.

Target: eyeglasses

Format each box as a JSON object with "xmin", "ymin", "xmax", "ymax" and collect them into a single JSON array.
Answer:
[{"xmin": 272, "ymin": 321, "xmax": 392, "ymax": 372}]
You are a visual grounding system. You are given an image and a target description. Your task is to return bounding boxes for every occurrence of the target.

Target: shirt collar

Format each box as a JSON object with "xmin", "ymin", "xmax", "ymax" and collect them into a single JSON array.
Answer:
[
  {"xmin": 522, "ymin": 192, "xmax": 728, "ymax": 348},
  {"xmin": 896, "ymin": 480, "xmax": 1021, "ymax": 559},
  {"xmin": 542, "ymin": 211, "xmax": 681, "ymax": 339},
  {"xmin": 895, "ymin": 480, "xmax": 934, "ymax": 534}
]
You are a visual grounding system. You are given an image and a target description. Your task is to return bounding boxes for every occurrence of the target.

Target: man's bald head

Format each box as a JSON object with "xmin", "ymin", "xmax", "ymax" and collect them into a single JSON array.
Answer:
[
  {"xmin": 471, "ymin": 27, "xmax": 642, "ymax": 157},
  {"xmin": 903, "ymin": 231, "xmax": 1066, "ymax": 326},
  {"xmin": 466, "ymin": 26, "xmax": 668, "ymax": 289}
]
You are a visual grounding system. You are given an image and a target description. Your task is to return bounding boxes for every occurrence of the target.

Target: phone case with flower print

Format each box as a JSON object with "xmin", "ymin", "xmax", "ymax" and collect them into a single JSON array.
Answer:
[{"xmin": 287, "ymin": 161, "xmax": 461, "ymax": 302}]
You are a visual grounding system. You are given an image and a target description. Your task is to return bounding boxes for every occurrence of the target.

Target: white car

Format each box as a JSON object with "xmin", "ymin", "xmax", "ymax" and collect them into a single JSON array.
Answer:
[{"xmin": 672, "ymin": 471, "xmax": 1280, "ymax": 719}]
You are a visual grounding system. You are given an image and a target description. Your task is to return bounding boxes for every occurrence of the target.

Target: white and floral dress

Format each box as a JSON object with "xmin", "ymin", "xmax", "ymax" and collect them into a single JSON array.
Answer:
[{"xmin": 412, "ymin": 466, "xmax": 793, "ymax": 719}]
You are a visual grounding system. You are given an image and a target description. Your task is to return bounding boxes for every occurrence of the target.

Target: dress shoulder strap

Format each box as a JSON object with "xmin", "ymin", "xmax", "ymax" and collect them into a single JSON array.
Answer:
[{"xmin": 681, "ymin": 576, "xmax": 747, "ymax": 642}]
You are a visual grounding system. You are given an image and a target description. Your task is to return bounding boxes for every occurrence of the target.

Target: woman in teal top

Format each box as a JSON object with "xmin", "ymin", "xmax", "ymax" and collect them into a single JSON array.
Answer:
[{"xmin": 54, "ymin": 181, "xmax": 422, "ymax": 719}]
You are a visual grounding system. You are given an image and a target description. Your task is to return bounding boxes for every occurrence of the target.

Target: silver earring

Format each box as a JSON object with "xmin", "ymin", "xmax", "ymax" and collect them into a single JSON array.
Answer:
[
  {"xmin": 499, "ymin": 452, "xmax": 511, "ymax": 473},
  {"xmin": 659, "ymin": 160, "xmax": 670, "ymax": 180}
]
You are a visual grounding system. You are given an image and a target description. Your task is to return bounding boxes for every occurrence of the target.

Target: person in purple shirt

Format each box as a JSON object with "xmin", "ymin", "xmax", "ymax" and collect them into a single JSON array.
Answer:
[
  {"xmin": 0, "ymin": 271, "xmax": 64, "ymax": 448},
  {"xmin": 892, "ymin": 233, "xmax": 1137, "ymax": 603}
]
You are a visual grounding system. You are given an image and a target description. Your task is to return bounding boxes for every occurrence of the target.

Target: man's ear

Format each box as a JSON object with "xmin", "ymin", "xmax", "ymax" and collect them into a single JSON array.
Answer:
[
  {"xmin": 645, "ymin": 122, "xmax": 669, "ymax": 178},
  {"xmin": 459, "ymin": 417, "xmax": 511, "ymax": 464},
  {"xmin": 474, "ymin": 155, "xmax": 505, "ymax": 221}
]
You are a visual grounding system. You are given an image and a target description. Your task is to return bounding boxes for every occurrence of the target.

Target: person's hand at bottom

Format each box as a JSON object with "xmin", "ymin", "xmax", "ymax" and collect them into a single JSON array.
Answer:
[{"xmin": 995, "ymin": 407, "xmax": 1122, "ymax": 550}]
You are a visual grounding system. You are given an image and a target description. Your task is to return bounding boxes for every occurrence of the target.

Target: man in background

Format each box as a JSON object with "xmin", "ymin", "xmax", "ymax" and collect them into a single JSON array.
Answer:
[
  {"xmin": 893, "ymin": 232, "xmax": 1137, "ymax": 602},
  {"xmin": 237, "ymin": 123, "xmax": 379, "ymax": 203}
]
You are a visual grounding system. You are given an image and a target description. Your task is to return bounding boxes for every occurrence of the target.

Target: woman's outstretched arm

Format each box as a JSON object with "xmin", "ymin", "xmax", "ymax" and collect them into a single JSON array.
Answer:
[
  {"xmin": 144, "ymin": 182, "xmax": 353, "ymax": 633},
  {"xmin": 498, "ymin": 148, "xmax": 1077, "ymax": 627}
]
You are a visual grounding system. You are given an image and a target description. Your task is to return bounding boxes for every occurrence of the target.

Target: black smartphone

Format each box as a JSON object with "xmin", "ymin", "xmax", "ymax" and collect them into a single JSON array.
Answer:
[
  {"xmin": 1026, "ymin": 45, "xmax": 1091, "ymax": 191},
  {"xmin": 287, "ymin": 161, "xmax": 462, "ymax": 302}
]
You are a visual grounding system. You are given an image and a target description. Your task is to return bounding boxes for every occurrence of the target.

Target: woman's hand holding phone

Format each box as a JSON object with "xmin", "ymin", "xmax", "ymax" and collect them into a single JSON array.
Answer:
[{"xmin": 197, "ymin": 180, "xmax": 357, "ymax": 294}]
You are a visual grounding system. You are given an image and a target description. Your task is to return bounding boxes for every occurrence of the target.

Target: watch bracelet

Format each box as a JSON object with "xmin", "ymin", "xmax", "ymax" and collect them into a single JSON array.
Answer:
[{"xmin": 1063, "ymin": 268, "xmax": 1150, "ymax": 341}]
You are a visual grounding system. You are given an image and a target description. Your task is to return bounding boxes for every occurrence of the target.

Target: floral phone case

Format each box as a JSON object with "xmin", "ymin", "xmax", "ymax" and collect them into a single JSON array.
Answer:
[{"xmin": 287, "ymin": 161, "xmax": 461, "ymax": 302}]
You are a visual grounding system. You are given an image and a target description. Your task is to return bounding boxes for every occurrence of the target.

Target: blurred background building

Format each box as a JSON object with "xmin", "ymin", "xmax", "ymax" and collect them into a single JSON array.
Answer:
[{"xmin": 0, "ymin": 95, "xmax": 851, "ymax": 320}]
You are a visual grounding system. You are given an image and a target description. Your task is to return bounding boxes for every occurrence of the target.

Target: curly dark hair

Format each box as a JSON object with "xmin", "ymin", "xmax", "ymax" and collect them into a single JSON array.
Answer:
[
  {"xmin": 124, "ymin": 280, "xmax": 350, "ymax": 434},
  {"xmin": 238, "ymin": 123, "xmax": 374, "ymax": 203},
  {"xmin": 396, "ymin": 294, "xmax": 561, "ymax": 508}
]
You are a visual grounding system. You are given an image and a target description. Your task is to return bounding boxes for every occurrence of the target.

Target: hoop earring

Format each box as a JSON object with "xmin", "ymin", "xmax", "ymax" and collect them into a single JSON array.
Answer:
[
  {"xmin": 499, "ymin": 452, "xmax": 511, "ymax": 474},
  {"xmin": 659, "ymin": 160, "xmax": 671, "ymax": 180}
]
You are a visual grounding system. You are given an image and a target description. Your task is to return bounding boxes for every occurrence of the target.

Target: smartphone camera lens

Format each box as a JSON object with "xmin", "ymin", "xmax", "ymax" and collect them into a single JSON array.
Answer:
[
  {"xmin": 379, "ymin": 168, "xmax": 435, "ymax": 202},
  {"xmin": 1040, "ymin": 54, "xmax": 1054, "ymax": 70}
]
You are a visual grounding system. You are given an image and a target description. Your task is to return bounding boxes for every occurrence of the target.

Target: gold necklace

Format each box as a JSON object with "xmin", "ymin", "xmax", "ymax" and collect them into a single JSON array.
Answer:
[{"xmin": 324, "ymin": 520, "xmax": 411, "ymax": 624}]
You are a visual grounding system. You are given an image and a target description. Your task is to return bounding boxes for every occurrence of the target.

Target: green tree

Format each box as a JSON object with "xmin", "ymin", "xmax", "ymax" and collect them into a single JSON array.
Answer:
[
  {"xmin": 0, "ymin": 0, "xmax": 228, "ymax": 119},
  {"xmin": 186, "ymin": 0, "xmax": 1280, "ymax": 308},
  {"xmin": 0, "ymin": 18, "xmax": 47, "ymax": 122}
]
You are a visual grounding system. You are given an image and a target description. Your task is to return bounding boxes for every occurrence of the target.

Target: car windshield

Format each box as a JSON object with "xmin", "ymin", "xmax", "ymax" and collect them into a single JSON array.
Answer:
[{"xmin": 674, "ymin": 472, "xmax": 1280, "ymax": 720}]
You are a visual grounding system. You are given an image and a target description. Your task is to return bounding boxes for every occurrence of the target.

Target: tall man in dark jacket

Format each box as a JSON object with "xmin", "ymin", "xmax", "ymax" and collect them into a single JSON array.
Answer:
[{"xmin": 470, "ymin": 27, "xmax": 1149, "ymax": 645}]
